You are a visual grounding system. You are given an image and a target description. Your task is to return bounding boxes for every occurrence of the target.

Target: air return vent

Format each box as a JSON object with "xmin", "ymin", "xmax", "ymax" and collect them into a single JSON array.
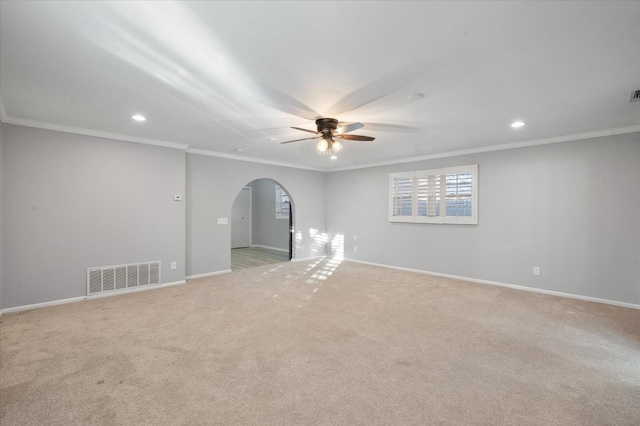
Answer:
[
  {"xmin": 87, "ymin": 261, "xmax": 161, "ymax": 296},
  {"xmin": 631, "ymin": 90, "xmax": 640, "ymax": 103}
]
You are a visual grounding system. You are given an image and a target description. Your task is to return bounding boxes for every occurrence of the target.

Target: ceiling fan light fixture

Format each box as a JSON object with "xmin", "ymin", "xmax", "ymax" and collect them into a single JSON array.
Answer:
[
  {"xmin": 283, "ymin": 117, "xmax": 373, "ymax": 156},
  {"xmin": 316, "ymin": 138, "xmax": 329, "ymax": 153}
]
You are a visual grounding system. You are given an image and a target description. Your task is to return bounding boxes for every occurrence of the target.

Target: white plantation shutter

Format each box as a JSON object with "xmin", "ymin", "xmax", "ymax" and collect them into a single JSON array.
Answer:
[
  {"xmin": 442, "ymin": 166, "xmax": 476, "ymax": 223},
  {"xmin": 417, "ymin": 175, "xmax": 440, "ymax": 218},
  {"xmin": 390, "ymin": 165, "xmax": 477, "ymax": 224},
  {"xmin": 391, "ymin": 176, "xmax": 414, "ymax": 219}
]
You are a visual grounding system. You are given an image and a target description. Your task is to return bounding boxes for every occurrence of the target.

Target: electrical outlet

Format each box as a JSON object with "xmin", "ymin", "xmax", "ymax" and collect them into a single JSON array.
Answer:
[
  {"xmin": 171, "ymin": 262, "xmax": 177, "ymax": 270},
  {"xmin": 533, "ymin": 267, "xmax": 540, "ymax": 276}
]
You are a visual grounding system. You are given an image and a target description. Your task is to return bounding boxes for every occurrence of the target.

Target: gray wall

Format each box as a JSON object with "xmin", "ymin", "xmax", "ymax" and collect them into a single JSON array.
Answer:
[
  {"xmin": 1, "ymin": 124, "xmax": 186, "ymax": 309},
  {"xmin": 2, "ymin": 121, "xmax": 637, "ymax": 309},
  {"xmin": 248, "ymin": 179, "xmax": 289, "ymax": 251},
  {"xmin": 0, "ymin": 123, "xmax": 3, "ymax": 310},
  {"xmin": 326, "ymin": 133, "xmax": 640, "ymax": 305},
  {"xmin": 186, "ymin": 154, "xmax": 326, "ymax": 277}
]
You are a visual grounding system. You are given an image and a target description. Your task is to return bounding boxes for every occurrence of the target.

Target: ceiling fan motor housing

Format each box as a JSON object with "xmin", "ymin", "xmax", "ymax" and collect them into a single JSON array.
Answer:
[{"xmin": 316, "ymin": 117, "xmax": 339, "ymax": 137}]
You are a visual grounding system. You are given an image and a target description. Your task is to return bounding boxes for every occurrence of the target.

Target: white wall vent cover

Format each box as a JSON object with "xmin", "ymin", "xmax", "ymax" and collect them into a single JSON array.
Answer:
[
  {"xmin": 87, "ymin": 261, "xmax": 161, "ymax": 296},
  {"xmin": 631, "ymin": 90, "xmax": 640, "ymax": 102}
]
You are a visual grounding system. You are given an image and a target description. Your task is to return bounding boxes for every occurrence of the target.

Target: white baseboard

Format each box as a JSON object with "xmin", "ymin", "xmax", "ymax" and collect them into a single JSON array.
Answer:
[
  {"xmin": 346, "ymin": 259, "xmax": 640, "ymax": 310},
  {"xmin": 186, "ymin": 270, "xmax": 232, "ymax": 280},
  {"xmin": 2, "ymin": 280, "xmax": 186, "ymax": 314},
  {"xmin": 87, "ymin": 280, "xmax": 185, "ymax": 300},
  {"xmin": 250, "ymin": 244, "xmax": 289, "ymax": 253},
  {"xmin": 291, "ymin": 255, "xmax": 326, "ymax": 263},
  {"xmin": 2, "ymin": 296, "xmax": 87, "ymax": 314}
]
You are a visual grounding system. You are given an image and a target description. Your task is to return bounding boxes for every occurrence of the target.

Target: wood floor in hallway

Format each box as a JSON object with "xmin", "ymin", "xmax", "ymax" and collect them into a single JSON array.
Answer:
[{"xmin": 231, "ymin": 246, "xmax": 289, "ymax": 270}]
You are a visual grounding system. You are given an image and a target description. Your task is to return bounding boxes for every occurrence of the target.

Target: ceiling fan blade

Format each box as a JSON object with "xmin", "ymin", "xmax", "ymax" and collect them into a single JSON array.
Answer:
[
  {"xmin": 335, "ymin": 134, "xmax": 375, "ymax": 141},
  {"xmin": 280, "ymin": 136, "xmax": 321, "ymax": 144},
  {"xmin": 290, "ymin": 126, "xmax": 319, "ymax": 135},
  {"xmin": 359, "ymin": 122, "xmax": 422, "ymax": 133},
  {"xmin": 255, "ymin": 81, "xmax": 320, "ymax": 120},
  {"xmin": 336, "ymin": 122, "xmax": 364, "ymax": 134}
]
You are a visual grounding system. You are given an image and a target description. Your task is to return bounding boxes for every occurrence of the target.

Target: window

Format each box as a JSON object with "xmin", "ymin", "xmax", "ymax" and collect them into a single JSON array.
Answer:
[
  {"xmin": 275, "ymin": 185, "xmax": 290, "ymax": 219},
  {"xmin": 389, "ymin": 164, "xmax": 478, "ymax": 224}
]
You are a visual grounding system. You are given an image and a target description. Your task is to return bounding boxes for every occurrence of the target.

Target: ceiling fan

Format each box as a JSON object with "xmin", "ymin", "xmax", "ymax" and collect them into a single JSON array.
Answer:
[{"xmin": 280, "ymin": 118, "xmax": 375, "ymax": 155}]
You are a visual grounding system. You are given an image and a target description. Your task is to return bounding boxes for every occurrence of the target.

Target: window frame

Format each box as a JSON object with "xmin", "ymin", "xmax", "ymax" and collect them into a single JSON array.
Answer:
[
  {"xmin": 389, "ymin": 164, "xmax": 478, "ymax": 225},
  {"xmin": 275, "ymin": 185, "xmax": 290, "ymax": 220}
]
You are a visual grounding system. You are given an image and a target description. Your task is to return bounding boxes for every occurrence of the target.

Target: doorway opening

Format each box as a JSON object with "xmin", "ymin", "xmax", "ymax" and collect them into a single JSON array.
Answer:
[{"xmin": 230, "ymin": 178, "xmax": 294, "ymax": 270}]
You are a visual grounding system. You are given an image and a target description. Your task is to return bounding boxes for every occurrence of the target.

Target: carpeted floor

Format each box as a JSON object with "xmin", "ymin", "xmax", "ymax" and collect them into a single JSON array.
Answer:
[{"xmin": 1, "ymin": 258, "xmax": 639, "ymax": 425}]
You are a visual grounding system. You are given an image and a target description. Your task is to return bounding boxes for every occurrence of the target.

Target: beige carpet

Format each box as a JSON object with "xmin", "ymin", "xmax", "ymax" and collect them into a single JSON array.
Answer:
[{"xmin": 1, "ymin": 258, "xmax": 639, "ymax": 425}]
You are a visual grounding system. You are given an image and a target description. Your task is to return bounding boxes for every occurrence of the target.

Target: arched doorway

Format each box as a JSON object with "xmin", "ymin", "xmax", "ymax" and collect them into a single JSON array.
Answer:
[{"xmin": 230, "ymin": 178, "xmax": 294, "ymax": 270}]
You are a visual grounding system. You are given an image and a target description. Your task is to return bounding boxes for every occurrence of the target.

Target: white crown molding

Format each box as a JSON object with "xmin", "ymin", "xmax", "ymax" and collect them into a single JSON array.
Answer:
[
  {"xmin": 186, "ymin": 148, "xmax": 325, "ymax": 172},
  {"xmin": 2, "ymin": 109, "xmax": 325, "ymax": 171},
  {"xmin": 2, "ymin": 115, "xmax": 190, "ymax": 150},
  {"xmin": 329, "ymin": 125, "xmax": 640, "ymax": 172},
  {"xmin": 3, "ymin": 97, "xmax": 638, "ymax": 174}
]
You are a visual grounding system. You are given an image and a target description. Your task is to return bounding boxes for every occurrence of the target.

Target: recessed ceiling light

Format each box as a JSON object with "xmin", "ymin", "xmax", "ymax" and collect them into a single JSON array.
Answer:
[
  {"xmin": 511, "ymin": 121, "xmax": 525, "ymax": 128},
  {"xmin": 330, "ymin": 155, "xmax": 337, "ymax": 160},
  {"xmin": 408, "ymin": 93, "xmax": 425, "ymax": 101},
  {"xmin": 235, "ymin": 148, "xmax": 243, "ymax": 152},
  {"xmin": 132, "ymin": 114, "xmax": 146, "ymax": 122},
  {"xmin": 268, "ymin": 137, "xmax": 279, "ymax": 141}
]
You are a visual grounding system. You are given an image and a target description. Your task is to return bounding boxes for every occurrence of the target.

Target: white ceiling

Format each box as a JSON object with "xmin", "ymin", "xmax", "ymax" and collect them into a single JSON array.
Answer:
[{"xmin": 1, "ymin": 1, "xmax": 639, "ymax": 170}]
